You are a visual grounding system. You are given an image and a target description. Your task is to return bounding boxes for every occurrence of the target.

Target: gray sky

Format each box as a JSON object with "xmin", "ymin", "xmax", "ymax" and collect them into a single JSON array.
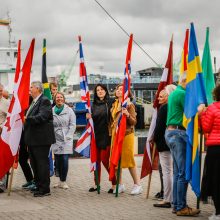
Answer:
[{"xmin": 1, "ymin": 0, "xmax": 220, "ymax": 84}]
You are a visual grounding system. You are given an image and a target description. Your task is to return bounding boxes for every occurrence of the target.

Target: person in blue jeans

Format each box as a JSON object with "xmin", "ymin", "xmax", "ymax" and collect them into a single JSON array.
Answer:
[
  {"xmin": 51, "ymin": 92, "xmax": 76, "ymax": 189},
  {"xmin": 165, "ymin": 73, "xmax": 200, "ymax": 217}
]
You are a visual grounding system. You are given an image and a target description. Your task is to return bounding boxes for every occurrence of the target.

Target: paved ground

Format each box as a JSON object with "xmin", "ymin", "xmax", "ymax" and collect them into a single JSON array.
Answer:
[{"xmin": 0, "ymin": 156, "xmax": 214, "ymax": 220}]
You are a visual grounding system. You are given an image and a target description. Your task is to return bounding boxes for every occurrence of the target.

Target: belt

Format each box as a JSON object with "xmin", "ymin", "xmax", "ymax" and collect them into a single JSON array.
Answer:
[{"xmin": 167, "ymin": 125, "xmax": 186, "ymax": 131}]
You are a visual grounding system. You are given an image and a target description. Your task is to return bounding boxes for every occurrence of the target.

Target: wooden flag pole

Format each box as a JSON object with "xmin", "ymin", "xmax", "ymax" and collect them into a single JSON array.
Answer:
[
  {"xmin": 115, "ymin": 158, "xmax": 121, "ymax": 198},
  {"xmin": 7, "ymin": 165, "xmax": 15, "ymax": 196},
  {"xmin": 146, "ymin": 143, "xmax": 156, "ymax": 199},
  {"xmin": 197, "ymin": 132, "xmax": 204, "ymax": 209}
]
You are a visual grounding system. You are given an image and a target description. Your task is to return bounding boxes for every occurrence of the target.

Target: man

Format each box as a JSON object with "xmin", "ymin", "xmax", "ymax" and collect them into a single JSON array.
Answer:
[
  {"xmin": 0, "ymin": 84, "xmax": 10, "ymax": 193},
  {"xmin": 50, "ymin": 82, "xmax": 58, "ymax": 106},
  {"xmin": 165, "ymin": 74, "xmax": 200, "ymax": 216},
  {"xmin": 24, "ymin": 81, "xmax": 55, "ymax": 197},
  {"xmin": 2, "ymin": 90, "xmax": 9, "ymax": 100}
]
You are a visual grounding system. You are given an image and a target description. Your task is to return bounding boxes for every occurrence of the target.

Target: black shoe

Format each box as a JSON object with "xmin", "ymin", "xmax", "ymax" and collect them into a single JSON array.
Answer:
[
  {"xmin": 153, "ymin": 202, "xmax": 171, "ymax": 208},
  {"xmin": 89, "ymin": 187, "xmax": 97, "ymax": 192},
  {"xmin": 108, "ymin": 189, "xmax": 114, "ymax": 194},
  {"xmin": 154, "ymin": 191, "xmax": 164, "ymax": 200},
  {"xmin": 34, "ymin": 191, "xmax": 51, "ymax": 197},
  {"xmin": 30, "ymin": 187, "xmax": 39, "ymax": 193},
  {"xmin": 0, "ymin": 188, "xmax": 4, "ymax": 193}
]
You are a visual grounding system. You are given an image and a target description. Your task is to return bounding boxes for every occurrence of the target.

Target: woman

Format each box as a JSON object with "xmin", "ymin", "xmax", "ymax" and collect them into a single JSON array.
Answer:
[
  {"xmin": 198, "ymin": 85, "xmax": 220, "ymax": 220},
  {"xmin": 153, "ymin": 85, "xmax": 176, "ymax": 208},
  {"xmin": 52, "ymin": 92, "xmax": 76, "ymax": 189},
  {"xmin": 87, "ymin": 84, "xmax": 116, "ymax": 193},
  {"xmin": 110, "ymin": 84, "xmax": 142, "ymax": 195}
]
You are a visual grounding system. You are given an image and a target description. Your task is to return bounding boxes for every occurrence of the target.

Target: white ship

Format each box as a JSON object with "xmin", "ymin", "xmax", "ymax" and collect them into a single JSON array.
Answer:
[{"xmin": 0, "ymin": 14, "xmax": 17, "ymax": 94}]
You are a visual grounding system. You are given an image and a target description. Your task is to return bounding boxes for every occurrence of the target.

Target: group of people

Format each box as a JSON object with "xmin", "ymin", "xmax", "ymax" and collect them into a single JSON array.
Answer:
[
  {"xmin": 87, "ymin": 83, "xmax": 142, "ymax": 195},
  {"xmin": 151, "ymin": 73, "xmax": 220, "ymax": 219},
  {"xmin": 0, "ymin": 76, "xmax": 220, "ymax": 219}
]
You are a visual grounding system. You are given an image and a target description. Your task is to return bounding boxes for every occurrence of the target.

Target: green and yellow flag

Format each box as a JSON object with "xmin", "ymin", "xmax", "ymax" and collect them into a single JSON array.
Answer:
[{"xmin": 42, "ymin": 38, "xmax": 52, "ymax": 100}]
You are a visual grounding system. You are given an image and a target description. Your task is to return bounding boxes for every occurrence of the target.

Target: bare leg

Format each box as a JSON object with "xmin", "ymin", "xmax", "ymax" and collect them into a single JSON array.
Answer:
[{"xmin": 128, "ymin": 167, "xmax": 140, "ymax": 185}]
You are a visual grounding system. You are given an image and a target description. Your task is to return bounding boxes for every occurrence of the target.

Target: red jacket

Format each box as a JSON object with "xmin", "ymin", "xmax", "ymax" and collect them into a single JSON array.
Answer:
[{"xmin": 201, "ymin": 102, "xmax": 220, "ymax": 146}]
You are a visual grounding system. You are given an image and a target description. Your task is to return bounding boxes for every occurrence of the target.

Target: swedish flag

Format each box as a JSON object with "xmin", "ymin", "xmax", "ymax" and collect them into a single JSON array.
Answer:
[{"xmin": 183, "ymin": 23, "xmax": 207, "ymax": 197}]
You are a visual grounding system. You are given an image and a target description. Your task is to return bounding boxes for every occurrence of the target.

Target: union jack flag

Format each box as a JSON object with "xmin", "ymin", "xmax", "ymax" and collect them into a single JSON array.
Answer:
[
  {"xmin": 75, "ymin": 36, "xmax": 97, "ymax": 171},
  {"xmin": 109, "ymin": 34, "xmax": 133, "ymax": 180}
]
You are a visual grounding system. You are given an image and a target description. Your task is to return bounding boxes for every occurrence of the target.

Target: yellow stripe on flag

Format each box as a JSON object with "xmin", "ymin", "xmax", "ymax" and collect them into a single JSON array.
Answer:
[
  {"xmin": 192, "ymin": 113, "xmax": 199, "ymax": 163},
  {"xmin": 43, "ymin": 82, "xmax": 50, "ymax": 89}
]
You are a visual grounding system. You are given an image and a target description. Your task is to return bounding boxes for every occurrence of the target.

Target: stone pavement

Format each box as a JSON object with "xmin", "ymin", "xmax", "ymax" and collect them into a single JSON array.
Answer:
[{"xmin": 0, "ymin": 156, "xmax": 214, "ymax": 220}]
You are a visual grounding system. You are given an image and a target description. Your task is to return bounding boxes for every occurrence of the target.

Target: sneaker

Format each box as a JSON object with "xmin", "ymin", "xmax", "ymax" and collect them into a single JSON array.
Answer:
[
  {"xmin": 22, "ymin": 181, "xmax": 34, "ymax": 189},
  {"xmin": 153, "ymin": 191, "xmax": 164, "ymax": 200},
  {"xmin": 25, "ymin": 183, "xmax": 37, "ymax": 191},
  {"xmin": 53, "ymin": 181, "xmax": 61, "ymax": 188},
  {"xmin": 130, "ymin": 184, "xmax": 143, "ymax": 195},
  {"xmin": 59, "ymin": 182, "xmax": 69, "ymax": 189},
  {"xmin": 176, "ymin": 206, "xmax": 200, "ymax": 216},
  {"xmin": 113, "ymin": 184, "xmax": 125, "ymax": 194},
  {"xmin": 209, "ymin": 214, "xmax": 220, "ymax": 220}
]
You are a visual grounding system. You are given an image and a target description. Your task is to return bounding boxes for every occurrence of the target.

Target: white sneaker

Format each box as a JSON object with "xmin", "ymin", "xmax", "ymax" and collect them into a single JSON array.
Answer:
[
  {"xmin": 130, "ymin": 184, "xmax": 143, "ymax": 195},
  {"xmin": 53, "ymin": 181, "xmax": 61, "ymax": 188},
  {"xmin": 209, "ymin": 214, "xmax": 220, "ymax": 220},
  {"xmin": 113, "ymin": 184, "xmax": 126, "ymax": 194},
  {"xmin": 59, "ymin": 181, "xmax": 69, "ymax": 189}
]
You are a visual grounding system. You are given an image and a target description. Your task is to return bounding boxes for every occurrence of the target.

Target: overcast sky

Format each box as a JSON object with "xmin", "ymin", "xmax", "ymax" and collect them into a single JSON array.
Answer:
[{"xmin": 1, "ymin": 0, "xmax": 220, "ymax": 84}]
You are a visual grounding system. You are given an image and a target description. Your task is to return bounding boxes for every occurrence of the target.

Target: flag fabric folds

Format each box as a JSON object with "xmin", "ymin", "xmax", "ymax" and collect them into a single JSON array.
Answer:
[
  {"xmin": 109, "ymin": 34, "xmax": 133, "ymax": 181},
  {"xmin": 75, "ymin": 36, "xmax": 97, "ymax": 171},
  {"xmin": 0, "ymin": 39, "xmax": 35, "ymax": 179},
  {"xmin": 41, "ymin": 38, "xmax": 54, "ymax": 176},
  {"xmin": 202, "ymin": 27, "xmax": 215, "ymax": 105},
  {"xmin": 141, "ymin": 36, "xmax": 173, "ymax": 179},
  {"xmin": 179, "ymin": 29, "xmax": 189, "ymax": 83},
  {"xmin": 184, "ymin": 23, "xmax": 207, "ymax": 197}
]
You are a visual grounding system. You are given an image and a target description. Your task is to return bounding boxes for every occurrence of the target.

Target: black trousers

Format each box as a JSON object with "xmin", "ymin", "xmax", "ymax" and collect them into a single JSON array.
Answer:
[
  {"xmin": 29, "ymin": 145, "xmax": 50, "ymax": 193},
  {"xmin": 19, "ymin": 133, "xmax": 33, "ymax": 183}
]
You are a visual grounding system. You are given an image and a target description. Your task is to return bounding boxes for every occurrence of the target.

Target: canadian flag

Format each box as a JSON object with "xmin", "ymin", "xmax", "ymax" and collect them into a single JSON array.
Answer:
[{"xmin": 0, "ymin": 39, "xmax": 35, "ymax": 179}]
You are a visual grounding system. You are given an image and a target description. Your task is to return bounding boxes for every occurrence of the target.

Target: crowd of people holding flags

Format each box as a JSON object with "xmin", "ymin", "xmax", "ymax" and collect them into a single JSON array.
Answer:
[{"xmin": 0, "ymin": 22, "xmax": 220, "ymax": 220}]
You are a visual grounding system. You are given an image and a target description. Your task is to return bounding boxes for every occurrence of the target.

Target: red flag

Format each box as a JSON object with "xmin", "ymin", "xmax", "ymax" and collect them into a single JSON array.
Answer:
[
  {"xmin": 109, "ymin": 34, "xmax": 133, "ymax": 180},
  {"xmin": 141, "ymin": 36, "xmax": 173, "ymax": 179},
  {"xmin": 0, "ymin": 39, "xmax": 35, "ymax": 179}
]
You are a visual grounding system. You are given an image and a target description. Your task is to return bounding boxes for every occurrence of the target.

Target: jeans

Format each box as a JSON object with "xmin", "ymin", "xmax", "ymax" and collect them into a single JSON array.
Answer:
[
  {"xmin": 0, "ymin": 175, "xmax": 7, "ymax": 190},
  {"xmin": 165, "ymin": 129, "xmax": 188, "ymax": 211},
  {"xmin": 55, "ymin": 154, "xmax": 69, "ymax": 182}
]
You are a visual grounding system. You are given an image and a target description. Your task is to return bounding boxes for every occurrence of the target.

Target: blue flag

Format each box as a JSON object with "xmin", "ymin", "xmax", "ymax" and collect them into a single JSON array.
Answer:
[{"xmin": 183, "ymin": 23, "xmax": 207, "ymax": 197}]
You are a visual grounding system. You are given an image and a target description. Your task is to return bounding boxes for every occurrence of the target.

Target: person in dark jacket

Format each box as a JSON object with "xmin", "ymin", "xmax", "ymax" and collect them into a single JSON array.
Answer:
[
  {"xmin": 87, "ymin": 84, "xmax": 116, "ymax": 193},
  {"xmin": 153, "ymin": 84, "xmax": 176, "ymax": 208},
  {"xmin": 24, "ymin": 81, "xmax": 55, "ymax": 197},
  {"xmin": 199, "ymin": 84, "xmax": 220, "ymax": 220}
]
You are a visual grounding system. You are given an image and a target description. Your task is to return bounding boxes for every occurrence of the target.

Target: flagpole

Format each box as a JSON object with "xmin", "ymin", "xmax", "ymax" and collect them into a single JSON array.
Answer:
[
  {"xmin": 7, "ymin": 164, "xmax": 15, "ymax": 196},
  {"xmin": 197, "ymin": 132, "xmax": 204, "ymax": 209},
  {"xmin": 146, "ymin": 143, "xmax": 156, "ymax": 199},
  {"xmin": 115, "ymin": 158, "xmax": 121, "ymax": 197},
  {"xmin": 94, "ymin": 164, "xmax": 100, "ymax": 194}
]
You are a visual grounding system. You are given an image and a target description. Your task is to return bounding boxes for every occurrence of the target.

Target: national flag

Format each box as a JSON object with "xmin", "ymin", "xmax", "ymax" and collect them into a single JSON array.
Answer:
[
  {"xmin": 109, "ymin": 34, "xmax": 133, "ymax": 181},
  {"xmin": 183, "ymin": 23, "xmax": 207, "ymax": 197},
  {"xmin": 41, "ymin": 38, "xmax": 54, "ymax": 176},
  {"xmin": 179, "ymin": 29, "xmax": 189, "ymax": 83},
  {"xmin": 202, "ymin": 27, "xmax": 215, "ymax": 105},
  {"xmin": 75, "ymin": 36, "xmax": 97, "ymax": 171},
  {"xmin": 141, "ymin": 36, "xmax": 173, "ymax": 179},
  {"xmin": 0, "ymin": 39, "xmax": 35, "ymax": 179}
]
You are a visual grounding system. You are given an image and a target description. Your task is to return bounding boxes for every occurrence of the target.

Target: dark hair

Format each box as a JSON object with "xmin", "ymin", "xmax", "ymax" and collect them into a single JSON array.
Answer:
[
  {"xmin": 213, "ymin": 84, "xmax": 220, "ymax": 101},
  {"xmin": 114, "ymin": 84, "xmax": 133, "ymax": 101},
  {"xmin": 93, "ymin": 84, "xmax": 109, "ymax": 103}
]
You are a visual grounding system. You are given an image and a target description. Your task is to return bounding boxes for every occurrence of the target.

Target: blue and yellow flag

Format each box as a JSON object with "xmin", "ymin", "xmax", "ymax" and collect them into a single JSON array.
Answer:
[{"xmin": 183, "ymin": 23, "xmax": 207, "ymax": 197}]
